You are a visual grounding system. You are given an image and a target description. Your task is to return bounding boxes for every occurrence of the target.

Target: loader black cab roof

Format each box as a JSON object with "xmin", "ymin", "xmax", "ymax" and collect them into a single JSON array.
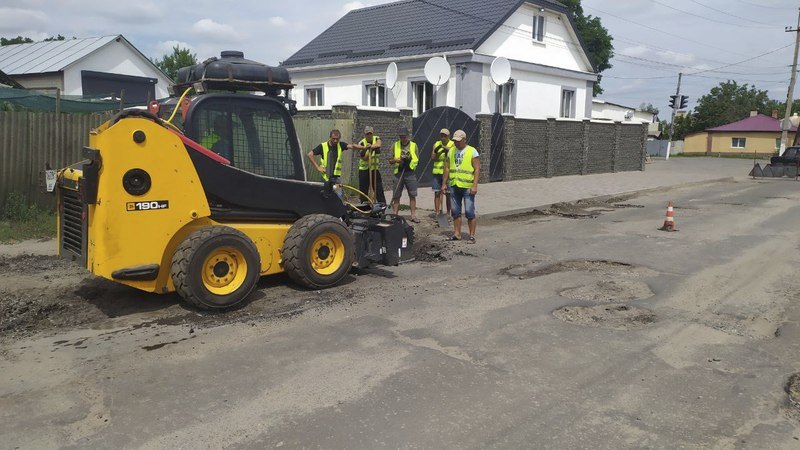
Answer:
[{"xmin": 174, "ymin": 51, "xmax": 294, "ymax": 96}]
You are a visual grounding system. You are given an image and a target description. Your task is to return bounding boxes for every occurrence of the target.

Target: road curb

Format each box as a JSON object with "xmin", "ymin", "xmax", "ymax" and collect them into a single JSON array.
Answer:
[{"xmin": 481, "ymin": 177, "xmax": 736, "ymax": 220}]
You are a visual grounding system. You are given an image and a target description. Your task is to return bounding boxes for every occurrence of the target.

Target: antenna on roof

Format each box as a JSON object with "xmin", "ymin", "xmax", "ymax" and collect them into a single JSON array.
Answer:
[{"xmin": 424, "ymin": 57, "xmax": 450, "ymax": 86}]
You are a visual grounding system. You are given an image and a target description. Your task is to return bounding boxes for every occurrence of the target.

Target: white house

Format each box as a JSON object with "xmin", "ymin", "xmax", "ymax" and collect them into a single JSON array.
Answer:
[
  {"xmin": 592, "ymin": 99, "xmax": 660, "ymax": 138},
  {"xmin": 281, "ymin": 0, "xmax": 597, "ymax": 120},
  {"xmin": 0, "ymin": 35, "xmax": 171, "ymax": 103}
]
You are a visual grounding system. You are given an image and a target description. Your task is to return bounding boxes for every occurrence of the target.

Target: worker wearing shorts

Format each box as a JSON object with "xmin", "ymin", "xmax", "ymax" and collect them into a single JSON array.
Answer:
[
  {"xmin": 431, "ymin": 128, "xmax": 455, "ymax": 216},
  {"xmin": 441, "ymin": 129, "xmax": 480, "ymax": 243},
  {"xmin": 389, "ymin": 127, "xmax": 420, "ymax": 223}
]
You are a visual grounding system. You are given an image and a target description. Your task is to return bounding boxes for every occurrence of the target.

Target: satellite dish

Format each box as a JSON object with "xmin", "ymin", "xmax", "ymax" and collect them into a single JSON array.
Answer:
[
  {"xmin": 386, "ymin": 62, "xmax": 398, "ymax": 89},
  {"xmin": 490, "ymin": 57, "xmax": 512, "ymax": 85},
  {"xmin": 424, "ymin": 57, "xmax": 451, "ymax": 86}
]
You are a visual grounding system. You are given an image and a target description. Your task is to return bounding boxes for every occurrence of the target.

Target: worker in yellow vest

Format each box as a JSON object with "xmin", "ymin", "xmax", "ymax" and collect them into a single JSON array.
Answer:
[
  {"xmin": 388, "ymin": 127, "xmax": 420, "ymax": 223},
  {"xmin": 352, "ymin": 126, "xmax": 386, "ymax": 204},
  {"xmin": 306, "ymin": 129, "xmax": 357, "ymax": 198},
  {"xmin": 431, "ymin": 128, "xmax": 455, "ymax": 217},
  {"xmin": 200, "ymin": 115, "xmax": 233, "ymax": 160},
  {"xmin": 441, "ymin": 129, "xmax": 480, "ymax": 243}
]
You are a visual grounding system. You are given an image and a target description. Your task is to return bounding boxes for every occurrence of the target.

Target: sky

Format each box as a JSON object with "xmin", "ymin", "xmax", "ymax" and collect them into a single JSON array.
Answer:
[{"xmin": 1, "ymin": 0, "xmax": 799, "ymax": 120}]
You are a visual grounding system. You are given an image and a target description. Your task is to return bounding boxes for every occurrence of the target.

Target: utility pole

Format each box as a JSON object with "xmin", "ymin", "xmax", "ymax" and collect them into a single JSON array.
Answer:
[
  {"xmin": 780, "ymin": 7, "xmax": 800, "ymax": 156},
  {"xmin": 666, "ymin": 72, "xmax": 682, "ymax": 161}
]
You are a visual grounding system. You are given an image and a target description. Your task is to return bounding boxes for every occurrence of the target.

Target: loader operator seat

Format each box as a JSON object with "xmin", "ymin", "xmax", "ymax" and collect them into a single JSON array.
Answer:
[{"xmin": 183, "ymin": 94, "xmax": 346, "ymax": 221}]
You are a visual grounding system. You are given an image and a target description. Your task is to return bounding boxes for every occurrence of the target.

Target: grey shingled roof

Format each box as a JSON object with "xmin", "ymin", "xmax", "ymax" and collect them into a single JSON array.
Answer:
[
  {"xmin": 282, "ymin": 0, "xmax": 580, "ymax": 68},
  {"xmin": 0, "ymin": 35, "xmax": 119, "ymax": 75}
]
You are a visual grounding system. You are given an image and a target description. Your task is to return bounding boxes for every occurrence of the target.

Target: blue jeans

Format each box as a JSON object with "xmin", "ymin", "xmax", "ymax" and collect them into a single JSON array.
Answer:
[{"xmin": 450, "ymin": 186, "xmax": 475, "ymax": 219}]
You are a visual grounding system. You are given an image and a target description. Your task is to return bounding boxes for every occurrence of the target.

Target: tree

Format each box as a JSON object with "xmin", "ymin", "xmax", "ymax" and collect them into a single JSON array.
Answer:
[
  {"xmin": 1, "ymin": 35, "xmax": 69, "ymax": 46},
  {"xmin": 1, "ymin": 36, "xmax": 33, "ymax": 46},
  {"xmin": 639, "ymin": 103, "xmax": 659, "ymax": 116},
  {"xmin": 152, "ymin": 45, "xmax": 197, "ymax": 82},
  {"xmin": 690, "ymin": 80, "xmax": 774, "ymax": 134},
  {"xmin": 560, "ymin": 0, "xmax": 614, "ymax": 96}
]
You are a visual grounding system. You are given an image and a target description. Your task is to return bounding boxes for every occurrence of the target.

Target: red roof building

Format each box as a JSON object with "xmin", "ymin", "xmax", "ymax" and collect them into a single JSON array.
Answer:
[{"xmin": 684, "ymin": 112, "xmax": 798, "ymax": 155}]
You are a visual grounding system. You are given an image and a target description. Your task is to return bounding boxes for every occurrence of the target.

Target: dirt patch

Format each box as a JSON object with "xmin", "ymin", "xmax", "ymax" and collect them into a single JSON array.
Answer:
[
  {"xmin": 612, "ymin": 203, "xmax": 645, "ymax": 209},
  {"xmin": 559, "ymin": 280, "xmax": 655, "ymax": 303},
  {"xmin": 787, "ymin": 373, "xmax": 800, "ymax": 409},
  {"xmin": 500, "ymin": 259, "xmax": 659, "ymax": 280},
  {"xmin": 553, "ymin": 304, "xmax": 656, "ymax": 330}
]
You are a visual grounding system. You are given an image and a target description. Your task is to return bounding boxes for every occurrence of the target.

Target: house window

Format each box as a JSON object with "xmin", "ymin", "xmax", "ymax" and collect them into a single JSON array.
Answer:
[
  {"xmin": 496, "ymin": 83, "xmax": 514, "ymax": 114},
  {"xmin": 366, "ymin": 84, "xmax": 386, "ymax": 107},
  {"xmin": 305, "ymin": 86, "xmax": 323, "ymax": 106},
  {"xmin": 532, "ymin": 15, "xmax": 545, "ymax": 42},
  {"xmin": 412, "ymin": 81, "xmax": 434, "ymax": 116},
  {"xmin": 732, "ymin": 137, "xmax": 746, "ymax": 149},
  {"xmin": 560, "ymin": 88, "xmax": 575, "ymax": 118}
]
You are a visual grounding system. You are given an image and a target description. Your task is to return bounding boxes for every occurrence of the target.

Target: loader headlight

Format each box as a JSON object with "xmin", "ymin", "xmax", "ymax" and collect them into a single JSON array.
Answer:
[{"xmin": 123, "ymin": 169, "xmax": 151, "ymax": 196}]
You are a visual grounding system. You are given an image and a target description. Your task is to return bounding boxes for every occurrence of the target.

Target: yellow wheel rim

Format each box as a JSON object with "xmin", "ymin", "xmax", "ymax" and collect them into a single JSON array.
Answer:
[
  {"xmin": 202, "ymin": 246, "xmax": 248, "ymax": 295},
  {"xmin": 310, "ymin": 233, "xmax": 345, "ymax": 275}
]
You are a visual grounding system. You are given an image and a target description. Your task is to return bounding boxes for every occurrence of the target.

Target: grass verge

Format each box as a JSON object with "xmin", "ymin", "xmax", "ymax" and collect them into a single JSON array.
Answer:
[{"xmin": 0, "ymin": 192, "xmax": 57, "ymax": 243}]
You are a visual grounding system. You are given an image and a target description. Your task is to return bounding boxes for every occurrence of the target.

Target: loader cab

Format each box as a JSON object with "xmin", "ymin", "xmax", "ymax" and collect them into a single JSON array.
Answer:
[{"xmin": 184, "ymin": 94, "xmax": 305, "ymax": 181}]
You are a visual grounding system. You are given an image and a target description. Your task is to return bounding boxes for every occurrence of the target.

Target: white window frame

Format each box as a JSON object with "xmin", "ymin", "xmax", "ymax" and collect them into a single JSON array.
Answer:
[
  {"xmin": 496, "ymin": 82, "xmax": 514, "ymax": 114},
  {"xmin": 365, "ymin": 83, "xmax": 386, "ymax": 107},
  {"xmin": 732, "ymin": 137, "xmax": 746, "ymax": 149},
  {"xmin": 411, "ymin": 80, "xmax": 435, "ymax": 117},
  {"xmin": 532, "ymin": 14, "xmax": 545, "ymax": 43},
  {"xmin": 305, "ymin": 85, "xmax": 323, "ymax": 107},
  {"xmin": 560, "ymin": 88, "xmax": 576, "ymax": 118}
]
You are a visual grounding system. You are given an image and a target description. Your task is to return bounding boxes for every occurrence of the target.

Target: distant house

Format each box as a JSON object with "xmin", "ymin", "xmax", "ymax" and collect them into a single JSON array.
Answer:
[
  {"xmin": 0, "ymin": 35, "xmax": 170, "ymax": 103},
  {"xmin": 281, "ymin": 0, "xmax": 597, "ymax": 120},
  {"xmin": 591, "ymin": 99, "xmax": 659, "ymax": 139},
  {"xmin": 684, "ymin": 111, "xmax": 797, "ymax": 155}
]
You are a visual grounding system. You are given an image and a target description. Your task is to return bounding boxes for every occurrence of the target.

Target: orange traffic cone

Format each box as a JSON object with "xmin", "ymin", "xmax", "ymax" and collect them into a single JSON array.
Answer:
[{"xmin": 659, "ymin": 201, "xmax": 678, "ymax": 232}]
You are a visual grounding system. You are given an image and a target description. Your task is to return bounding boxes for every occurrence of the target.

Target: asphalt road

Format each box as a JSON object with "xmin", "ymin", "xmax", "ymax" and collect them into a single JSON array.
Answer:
[{"xmin": 3, "ymin": 177, "xmax": 800, "ymax": 448}]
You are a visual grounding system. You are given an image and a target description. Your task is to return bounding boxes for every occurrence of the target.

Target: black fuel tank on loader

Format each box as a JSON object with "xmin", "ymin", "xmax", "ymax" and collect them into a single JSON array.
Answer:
[{"xmin": 52, "ymin": 51, "xmax": 414, "ymax": 310}]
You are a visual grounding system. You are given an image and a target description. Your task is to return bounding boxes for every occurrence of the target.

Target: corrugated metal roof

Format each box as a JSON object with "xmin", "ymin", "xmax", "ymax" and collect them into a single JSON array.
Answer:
[
  {"xmin": 707, "ymin": 114, "xmax": 797, "ymax": 132},
  {"xmin": 0, "ymin": 35, "xmax": 118, "ymax": 75},
  {"xmin": 282, "ymin": 0, "xmax": 575, "ymax": 68}
]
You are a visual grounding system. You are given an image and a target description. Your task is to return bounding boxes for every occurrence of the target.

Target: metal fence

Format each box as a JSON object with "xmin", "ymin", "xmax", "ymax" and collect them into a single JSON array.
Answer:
[{"xmin": 0, "ymin": 111, "xmax": 114, "ymax": 210}]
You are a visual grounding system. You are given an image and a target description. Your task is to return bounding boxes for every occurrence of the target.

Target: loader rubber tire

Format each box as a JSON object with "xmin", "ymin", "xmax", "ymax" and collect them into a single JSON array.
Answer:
[
  {"xmin": 171, "ymin": 226, "xmax": 260, "ymax": 310},
  {"xmin": 282, "ymin": 214, "xmax": 354, "ymax": 289}
]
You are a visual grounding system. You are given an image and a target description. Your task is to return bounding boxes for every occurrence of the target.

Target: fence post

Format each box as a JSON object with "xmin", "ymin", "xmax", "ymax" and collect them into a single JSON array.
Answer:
[
  {"xmin": 476, "ymin": 114, "xmax": 492, "ymax": 183},
  {"xmin": 613, "ymin": 121, "xmax": 622, "ymax": 173},
  {"xmin": 546, "ymin": 118, "xmax": 556, "ymax": 178},
  {"xmin": 582, "ymin": 119, "xmax": 591, "ymax": 175},
  {"xmin": 503, "ymin": 114, "xmax": 515, "ymax": 181},
  {"xmin": 641, "ymin": 123, "xmax": 648, "ymax": 171}
]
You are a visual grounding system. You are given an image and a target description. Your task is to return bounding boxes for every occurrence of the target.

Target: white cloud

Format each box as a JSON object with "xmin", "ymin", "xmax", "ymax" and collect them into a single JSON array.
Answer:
[
  {"xmin": 191, "ymin": 19, "xmax": 243, "ymax": 43},
  {"xmin": 341, "ymin": 1, "xmax": 366, "ymax": 15},
  {"xmin": 0, "ymin": 8, "xmax": 48, "ymax": 33},
  {"xmin": 97, "ymin": 1, "xmax": 162, "ymax": 24},
  {"xmin": 268, "ymin": 16, "xmax": 288, "ymax": 27},
  {"xmin": 154, "ymin": 40, "xmax": 194, "ymax": 56}
]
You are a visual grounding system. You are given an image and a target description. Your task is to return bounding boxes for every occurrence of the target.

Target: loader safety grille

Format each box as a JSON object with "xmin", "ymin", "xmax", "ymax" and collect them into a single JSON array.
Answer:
[{"xmin": 60, "ymin": 187, "xmax": 86, "ymax": 263}]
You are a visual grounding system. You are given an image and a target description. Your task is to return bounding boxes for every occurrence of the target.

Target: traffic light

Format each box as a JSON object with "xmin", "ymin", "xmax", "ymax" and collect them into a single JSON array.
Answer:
[
  {"xmin": 679, "ymin": 95, "xmax": 689, "ymax": 109},
  {"xmin": 669, "ymin": 95, "xmax": 679, "ymax": 109}
]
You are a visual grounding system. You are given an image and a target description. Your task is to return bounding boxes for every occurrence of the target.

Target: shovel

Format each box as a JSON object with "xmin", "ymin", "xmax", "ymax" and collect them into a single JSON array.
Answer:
[{"xmin": 436, "ymin": 213, "xmax": 449, "ymax": 228}]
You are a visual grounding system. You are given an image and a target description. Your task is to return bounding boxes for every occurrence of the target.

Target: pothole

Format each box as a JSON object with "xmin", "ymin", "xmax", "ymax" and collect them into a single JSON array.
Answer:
[
  {"xmin": 499, "ymin": 260, "xmax": 659, "ymax": 280},
  {"xmin": 559, "ymin": 280, "xmax": 654, "ymax": 303},
  {"xmin": 553, "ymin": 304, "xmax": 656, "ymax": 330}
]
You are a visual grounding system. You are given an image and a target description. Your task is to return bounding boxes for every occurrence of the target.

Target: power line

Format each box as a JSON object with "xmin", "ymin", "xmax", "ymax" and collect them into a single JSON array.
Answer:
[
  {"xmin": 731, "ymin": 0, "xmax": 793, "ymax": 10},
  {"xmin": 585, "ymin": 5, "xmax": 750, "ymax": 57},
  {"xmin": 687, "ymin": 0, "xmax": 774, "ymax": 26},
  {"xmin": 650, "ymin": 0, "xmax": 774, "ymax": 28},
  {"xmin": 686, "ymin": 43, "xmax": 794, "ymax": 75}
]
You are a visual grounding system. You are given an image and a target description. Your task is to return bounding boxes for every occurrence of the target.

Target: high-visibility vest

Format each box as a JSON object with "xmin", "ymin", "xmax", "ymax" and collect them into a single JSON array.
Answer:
[
  {"xmin": 320, "ymin": 141, "xmax": 343, "ymax": 180},
  {"xmin": 432, "ymin": 139, "xmax": 455, "ymax": 175},
  {"xmin": 358, "ymin": 136, "xmax": 380, "ymax": 171},
  {"xmin": 200, "ymin": 132, "xmax": 220, "ymax": 150},
  {"xmin": 393, "ymin": 141, "xmax": 418, "ymax": 174},
  {"xmin": 448, "ymin": 145, "xmax": 477, "ymax": 189}
]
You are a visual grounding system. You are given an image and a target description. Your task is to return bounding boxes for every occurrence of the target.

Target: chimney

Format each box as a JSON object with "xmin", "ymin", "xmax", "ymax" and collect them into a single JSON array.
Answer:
[
  {"xmin": 750, "ymin": 111, "xmax": 758, "ymax": 117},
  {"xmin": 772, "ymin": 110, "xmax": 778, "ymax": 119}
]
